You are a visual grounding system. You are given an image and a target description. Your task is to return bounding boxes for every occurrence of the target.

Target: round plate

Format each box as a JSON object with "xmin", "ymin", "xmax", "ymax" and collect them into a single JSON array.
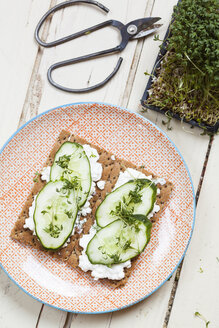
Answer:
[{"xmin": 0, "ymin": 102, "xmax": 195, "ymax": 313}]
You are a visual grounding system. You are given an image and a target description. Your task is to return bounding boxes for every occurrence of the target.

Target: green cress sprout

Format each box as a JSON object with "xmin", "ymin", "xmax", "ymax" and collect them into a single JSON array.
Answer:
[{"xmin": 144, "ymin": 0, "xmax": 219, "ymax": 131}]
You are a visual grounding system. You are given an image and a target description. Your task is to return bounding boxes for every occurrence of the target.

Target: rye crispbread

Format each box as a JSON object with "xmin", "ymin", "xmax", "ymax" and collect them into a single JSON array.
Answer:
[{"xmin": 10, "ymin": 130, "xmax": 173, "ymax": 288}]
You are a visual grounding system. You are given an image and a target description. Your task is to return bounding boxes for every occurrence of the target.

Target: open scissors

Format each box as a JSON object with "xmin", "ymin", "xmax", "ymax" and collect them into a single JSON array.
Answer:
[{"xmin": 35, "ymin": 0, "xmax": 161, "ymax": 93}]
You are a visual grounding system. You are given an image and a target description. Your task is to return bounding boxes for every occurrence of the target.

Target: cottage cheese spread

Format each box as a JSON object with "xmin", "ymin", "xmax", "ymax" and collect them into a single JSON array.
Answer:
[
  {"xmin": 79, "ymin": 167, "xmax": 163, "ymax": 280},
  {"xmin": 97, "ymin": 180, "xmax": 106, "ymax": 190},
  {"xmin": 79, "ymin": 225, "xmax": 131, "ymax": 280},
  {"xmin": 25, "ymin": 143, "xmax": 166, "ymax": 280},
  {"xmin": 24, "ymin": 144, "xmax": 102, "ymax": 242},
  {"xmin": 113, "ymin": 168, "xmax": 152, "ymax": 190},
  {"xmin": 82, "ymin": 144, "xmax": 102, "ymax": 181},
  {"xmin": 41, "ymin": 166, "xmax": 51, "ymax": 183}
]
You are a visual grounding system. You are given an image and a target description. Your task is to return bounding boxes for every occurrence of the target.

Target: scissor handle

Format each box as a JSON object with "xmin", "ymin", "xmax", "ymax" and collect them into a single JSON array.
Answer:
[
  {"xmin": 46, "ymin": 17, "xmax": 128, "ymax": 93},
  {"xmin": 35, "ymin": 0, "xmax": 109, "ymax": 48},
  {"xmin": 35, "ymin": 0, "xmax": 130, "ymax": 92},
  {"xmin": 48, "ymin": 51, "xmax": 123, "ymax": 93}
]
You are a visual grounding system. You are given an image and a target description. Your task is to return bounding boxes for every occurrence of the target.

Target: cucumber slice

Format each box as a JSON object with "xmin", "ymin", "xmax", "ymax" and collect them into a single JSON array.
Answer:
[
  {"xmin": 96, "ymin": 179, "xmax": 157, "ymax": 227},
  {"xmin": 50, "ymin": 142, "xmax": 91, "ymax": 207},
  {"xmin": 34, "ymin": 181, "xmax": 78, "ymax": 250},
  {"xmin": 86, "ymin": 218, "xmax": 152, "ymax": 265}
]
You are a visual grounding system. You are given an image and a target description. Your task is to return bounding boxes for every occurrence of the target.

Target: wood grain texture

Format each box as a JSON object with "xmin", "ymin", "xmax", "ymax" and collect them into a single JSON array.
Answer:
[
  {"xmin": 0, "ymin": 1, "xmax": 52, "ymax": 328},
  {"xmin": 128, "ymin": 0, "xmax": 210, "ymax": 188},
  {"xmin": 36, "ymin": 305, "xmax": 66, "ymax": 328},
  {"xmin": 0, "ymin": 0, "xmax": 218, "ymax": 327},
  {"xmin": 35, "ymin": 0, "xmax": 151, "ymax": 113},
  {"xmin": 125, "ymin": 0, "xmax": 211, "ymax": 326},
  {"xmin": 0, "ymin": 269, "xmax": 41, "ymax": 328},
  {"xmin": 167, "ymin": 137, "xmax": 219, "ymax": 328},
  {"xmin": 0, "ymin": 0, "xmax": 51, "ymax": 147}
]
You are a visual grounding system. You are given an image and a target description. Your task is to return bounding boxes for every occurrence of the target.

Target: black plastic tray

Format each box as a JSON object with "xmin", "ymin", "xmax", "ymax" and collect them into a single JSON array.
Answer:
[{"xmin": 141, "ymin": 11, "xmax": 219, "ymax": 134}]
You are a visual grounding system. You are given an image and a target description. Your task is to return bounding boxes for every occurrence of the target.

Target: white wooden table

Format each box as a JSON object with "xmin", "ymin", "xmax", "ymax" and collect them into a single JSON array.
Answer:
[{"xmin": 0, "ymin": 1, "xmax": 218, "ymax": 327}]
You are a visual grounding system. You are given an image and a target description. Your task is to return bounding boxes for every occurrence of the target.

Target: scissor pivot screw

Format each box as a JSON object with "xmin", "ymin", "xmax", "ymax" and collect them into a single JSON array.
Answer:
[{"xmin": 127, "ymin": 24, "xmax": 137, "ymax": 35}]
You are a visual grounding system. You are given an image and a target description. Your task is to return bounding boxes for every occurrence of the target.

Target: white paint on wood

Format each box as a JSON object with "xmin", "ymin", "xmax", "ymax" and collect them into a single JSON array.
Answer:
[
  {"xmin": 0, "ymin": 0, "xmax": 51, "ymax": 147},
  {"xmin": 0, "ymin": 1, "xmax": 53, "ymax": 327},
  {"xmin": 0, "ymin": 0, "xmax": 217, "ymax": 327},
  {"xmin": 124, "ymin": 0, "xmax": 211, "ymax": 326},
  {"xmin": 0, "ymin": 269, "xmax": 41, "ymax": 328},
  {"xmin": 167, "ymin": 137, "xmax": 219, "ymax": 328},
  {"xmin": 37, "ymin": 305, "xmax": 67, "ymax": 328},
  {"xmin": 108, "ymin": 277, "xmax": 175, "ymax": 328},
  {"xmin": 127, "ymin": 0, "xmax": 210, "ymax": 189},
  {"xmin": 36, "ymin": 0, "xmax": 153, "ymax": 113},
  {"xmin": 70, "ymin": 312, "xmax": 112, "ymax": 328}
]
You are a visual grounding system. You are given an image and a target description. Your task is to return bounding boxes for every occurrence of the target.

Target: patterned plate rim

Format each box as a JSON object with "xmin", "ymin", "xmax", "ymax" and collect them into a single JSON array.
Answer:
[{"xmin": 0, "ymin": 101, "xmax": 196, "ymax": 314}]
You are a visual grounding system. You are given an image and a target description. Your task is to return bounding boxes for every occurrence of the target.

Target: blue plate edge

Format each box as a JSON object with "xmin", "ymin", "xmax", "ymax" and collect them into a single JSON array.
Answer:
[{"xmin": 0, "ymin": 101, "xmax": 196, "ymax": 314}]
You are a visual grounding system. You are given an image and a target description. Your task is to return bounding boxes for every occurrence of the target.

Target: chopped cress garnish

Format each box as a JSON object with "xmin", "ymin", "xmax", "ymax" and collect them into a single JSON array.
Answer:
[
  {"xmin": 85, "ymin": 179, "xmax": 155, "ymax": 266},
  {"xmin": 24, "ymin": 143, "xmax": 102, "ymax": 250},
  {"xmin": 79, "ymin": 168, "xmax": 162, "ymax": 280},
  {"xmin": 25, "ymin": 142, "xmax": 165, "ymax": 281},
  {"xmin": 34, "ymin": 180, "xmax": 78, "ymax": 249},
  {"xmin": 95, "ymin": 178, "xmax": 157, "ymax": 227},
  {"xmin": 194, "ymin": 312, "xmax": 210, "ymax": 328},
  {"xmin": 50, "ymin": 142, "xmax": 91, "ymax": 208}
]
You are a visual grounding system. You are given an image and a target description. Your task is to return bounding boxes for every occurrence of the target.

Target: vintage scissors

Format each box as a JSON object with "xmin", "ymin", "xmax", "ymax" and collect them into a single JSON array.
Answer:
[{"xmin": 35, "ymin": 0, "xmax": 161, "ymax": 93}]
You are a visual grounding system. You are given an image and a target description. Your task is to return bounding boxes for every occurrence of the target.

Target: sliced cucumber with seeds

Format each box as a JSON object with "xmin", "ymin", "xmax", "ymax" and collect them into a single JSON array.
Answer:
[
  {"xmin": 50, "ymin": 142, "xmax": 91, "ymax": 207},
  {"xmin": 86, "ymin": 218, "xmax": 152, "ymax": 266},
  {"xmin": 96, "ymin": 179, "xmax": 157, "ymax": 227},
  {"xmin": 34, "ymin": 180, "xmax": 78, "ymax": 250}
]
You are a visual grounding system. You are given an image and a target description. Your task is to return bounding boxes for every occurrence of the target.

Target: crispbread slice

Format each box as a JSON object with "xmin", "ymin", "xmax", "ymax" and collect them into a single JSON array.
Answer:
[{"xmin": 11, "ymin": 130, "xmax": 173, "ymax": 288}]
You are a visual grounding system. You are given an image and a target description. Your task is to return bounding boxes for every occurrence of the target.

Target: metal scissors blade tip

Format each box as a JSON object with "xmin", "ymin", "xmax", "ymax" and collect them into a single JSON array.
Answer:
[
  {"xmin": 133, "ymin": 23, "xmax": 163, "ymax": 39},
  {"xmin": 125, "ymin": 17, "xmax": 162, "ymax": 39}
]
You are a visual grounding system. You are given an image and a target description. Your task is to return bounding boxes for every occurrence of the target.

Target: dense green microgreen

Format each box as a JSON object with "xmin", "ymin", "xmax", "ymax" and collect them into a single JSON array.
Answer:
[
  {"xmin": 97, "ymin": 228, "xmax": 137, "ymax": 265},
  {"xmin": 153, "ymin": 34, "xmax": 162, "ymax": 42},
  {"xmin": 64, "ymin": 209, "xmax": 74, "ymax": 218},
  {"xmin": 33, "ymin": 172, "xmax": 40, "ymax": 183},
  {"xmin": 110, "ymin": 180, "xmax": 153, "ymax": 231},
  {"xmin": 108, "ymin": 253, "xmax": 121, "ymax": 263},
  {"xmin": 110, "ymin": 201, "xmax": 134, "ymax": 221},
  {"xmin": 122, "ymin": 239, "xmax": 132, "ymax": 251},
  {"xmin": 42, "ymin": 195, "xmax": 74, "ymax": 238},
  {"xmin": 194, "ymin": 312, "xmax": 210, "ymax": 327},
  {"xmin": 44, "ymin": 222, "xmax": 63, "ymax": 239},
  {"xmin": 43, "ymin": 177, "xmax": 79, "ymax": 238},
  {"xmin": 56, "ymin": 176, "xmax": 81, "ymax": 198},
  {"xmin": 126, "ymin": 179, "xmax": 148, "ymax": 205},
  {"xmin": 41, "ymin": 210, "xmax": 48, "ymax": 215},
  {"xmin": 144, "ymin": 0, "xmax": 219, "ymax": 130},
  {"xmin": 55, "ymin": 154, "xmax": 71, "ymax": 169}
]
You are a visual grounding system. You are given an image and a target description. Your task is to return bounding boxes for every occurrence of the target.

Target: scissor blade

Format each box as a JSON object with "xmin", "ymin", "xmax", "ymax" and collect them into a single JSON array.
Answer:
[{"xmin": 133, "ymin": 24, "xmax": 162, "ymax": 39}]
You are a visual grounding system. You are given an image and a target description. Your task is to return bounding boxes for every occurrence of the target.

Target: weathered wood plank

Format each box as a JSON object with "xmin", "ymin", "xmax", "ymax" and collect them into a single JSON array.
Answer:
[
  {"xmin": 35, "ymin": 0, "xmax": 153, "ymax": 112},
  {"xmin": 19, "ymin": 0, "xmax": 209, "ymax": 327},
  {"xmin": 0, "ymin": 1, "xmax": 53, "ymax": 327},
  {"xmin": 109, "ymin": 277, "xmax": 175, "ymax": 328},
  {"xmin": 167, "ymin": 137, "xmax": 219, "ymax": 328},
  {"xmin": 0, "ymin": 0, "xmax": 51, "ymax": 148},
  {"xmin": 70, "ymin": 313, "xmax": 112, "ymax": 328},
  {"xmin": 0, "ymin": 0, "xmax": 213, "ymax": 327},
  {"xmin": 123, "ymin": 0, "xmax": 211, "ymax": 326},
  {"xmin": 0, "ymin": 269, "xmax": 41, "ymax": 328},
  {"xmin": 128, "ymin": 0, "xmax": 210, "ymax": 188},
  {"xmin": 37, "ymin": 305, "xmax": 66, "ymax": 328}
]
